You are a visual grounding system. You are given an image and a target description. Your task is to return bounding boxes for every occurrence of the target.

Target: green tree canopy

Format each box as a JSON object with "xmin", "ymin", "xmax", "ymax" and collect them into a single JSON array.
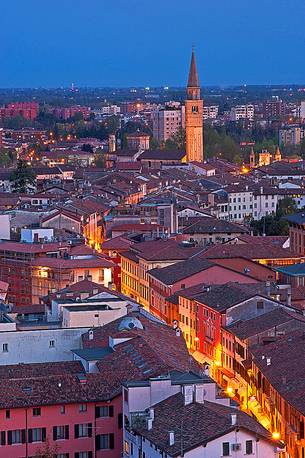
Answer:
[{"xmin": 10, "ymin": 160, "xmax": 36, "ymax": 193}]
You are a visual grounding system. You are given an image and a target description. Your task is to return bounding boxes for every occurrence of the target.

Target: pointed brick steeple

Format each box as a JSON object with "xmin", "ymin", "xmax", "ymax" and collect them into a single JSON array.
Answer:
[{"xmin": 187, "ymin": 48, "xmax": 200, "ymax": 88}]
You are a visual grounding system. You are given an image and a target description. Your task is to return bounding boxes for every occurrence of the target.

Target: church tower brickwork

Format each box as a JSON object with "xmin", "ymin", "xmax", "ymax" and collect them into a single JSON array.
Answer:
[{"xmin": 185, "ymin": 49, "xmax": 204, "ymax": 162}]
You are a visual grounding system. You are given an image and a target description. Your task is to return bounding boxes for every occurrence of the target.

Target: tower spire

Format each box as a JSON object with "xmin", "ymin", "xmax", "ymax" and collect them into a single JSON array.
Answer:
[{"xmin": 187, "ymin": 48, "xmax": 200, "ymax": 88}]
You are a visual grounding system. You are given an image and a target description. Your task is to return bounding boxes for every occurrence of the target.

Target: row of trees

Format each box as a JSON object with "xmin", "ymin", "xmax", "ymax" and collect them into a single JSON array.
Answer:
[{"xmin": 250, "ymin": 197, "xmax": 298, "ymax": 236}]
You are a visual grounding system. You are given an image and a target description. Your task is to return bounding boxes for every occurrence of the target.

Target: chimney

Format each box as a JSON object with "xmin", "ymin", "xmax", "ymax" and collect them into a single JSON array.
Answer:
[
  {"xmin": 108, "ymin": 134, "xmax": 116, "ymax": 153},
  {"xmin": 169, "ymin": 431, "xmax": 175, "ymax": 446},
  {"xmin": 286, "ymin": 285, "xmax": 292, "ymax": 307},
  {"xmin": 183, "ymin": 385, "xmax": 194, "ymax": 405},
  {"xmin": 195, "ymin": 385, "xmax": 206, "ymax": 403},
  {"xmin": 231, "ymin": 414, "xmax": 237, "ymax": 426},
  {"xmin": 147, "ymin": 418, "xmax": 153, "ymax": 431},
  {"xmin": 265, "ymin": 281, "xmax": 271, "ymax": 297}
]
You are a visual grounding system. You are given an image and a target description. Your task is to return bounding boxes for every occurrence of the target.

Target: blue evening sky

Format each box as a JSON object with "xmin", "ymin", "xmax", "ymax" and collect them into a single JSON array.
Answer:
[{"xmin": 0, "ymin": 0, "xmax": 304, "ymax": 87}]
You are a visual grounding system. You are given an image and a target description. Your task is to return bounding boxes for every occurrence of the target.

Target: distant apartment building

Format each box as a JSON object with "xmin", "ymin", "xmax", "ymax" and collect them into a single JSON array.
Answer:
[
  {"xmin": 0, "ymin": 241, "xmax": 114, "ymax": 306},
  {"xmin": 0, "ymin": 102, "xmax": 39, "ymax": 121},
  {"xmin": 101, "ymin": 105, "xmax": 121, "ymax": 115},
  {"xmin": 230, "ymin": 104, "xmax": 254, "ymax": 121},
  {"xmin": 279, "ymin": 125, "xmax": 305, "ymax": 145},
  {"xmin": 203, "ymin": 104, "xmax": 219, "ymax": 120},
  {"xmin": 152, "ymin": 106, "xmax": 185, "ymax": 142},
  {"xmin": 301, "ymin": 101, "xmax": 305, "ymax": 121},
  {"xmin": 49, "ymin": 106, "xmax": 91, "ymax": 120},
  {"xmin": 263, "ymin": 99, "xmax": 286, "ymax": 119},
  {"xmin": 126, "ymin": 131, "xmax": 150, "ymax": 150}
]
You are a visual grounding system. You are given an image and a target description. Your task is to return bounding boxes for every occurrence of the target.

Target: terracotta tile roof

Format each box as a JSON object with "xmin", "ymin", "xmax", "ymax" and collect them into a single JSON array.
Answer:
[
  {"xmin": 182, "ymin": 216, "xmax": 248, "ymax": 235},
  {"xmin": 226, "ymin": 308, "xmax": 302, "ymax": 340},
  {"xmin": 139, "ymin": 150, "xmax": 185, "ymax": 161},
  {"xmin": 149, "ymin": 258, "xmax": 215, "ymax": 285},
  {"xmin": 251, "ymin": 330, "xmax": 305, "ymax": 416},
  {"xmin": 204, "ymin": 243, "xmax": 300, "ymax": 261},
  {"xmin": 134, "ymin": 393, "xmax": 276, "ymax": 456},
  {"xmin": 31, "ymin": 255, "xmax": 115, "ymax": 269},
  {"xmin": 0, "ymin": 241, "xmax": 69, "ymax": 254},
  {"xmin": 0, "ymin": 313, "xmax": 201, "ymax": 409},
  {"xmin": 193, "ymin": 282, "xmax": 272, "ymax": 312},
  {"xmin": 102, "ymin": 235, "xmax": 133, "ymax": 251},
  {"xmin": 131, "ymin": 239, "xmax": 203, "ymax": 261},
  {"xmin": 69, "ymin": 244, "xmax": 96, "ymax": 256}
]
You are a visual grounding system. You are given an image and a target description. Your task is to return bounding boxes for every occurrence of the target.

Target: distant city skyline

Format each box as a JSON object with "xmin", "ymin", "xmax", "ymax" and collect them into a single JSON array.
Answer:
[{"xmin": 1, "ymin": 0, "xmax": 305, "ymax": 88}]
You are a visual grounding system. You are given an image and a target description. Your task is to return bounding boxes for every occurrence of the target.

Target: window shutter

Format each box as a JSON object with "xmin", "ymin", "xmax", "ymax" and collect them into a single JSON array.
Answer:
[
  {"xmin": 74, "ymin": 424, "xmax": 79, "ymax": 439},
  {"xmin": 53, "ymin": 426, "xmax": 57, "ymax": 441},
  {"xmin": 109, "ymin": 433, "xmax": 114, "ymax": 449},
  {"xmin": 95, "ymin": 406, "xmax": 100, "ymax": 418},
  {"xmin": 118, "ymin": 413, "xmax": 123, "ymax": 429},
  {"xmin": 42, "ymin": 428, "xmax": 46, "ymax": 442},
  {"xmin": 7, "ymin": 431, "xmax": 12, "ymax": 445},
  {"xmin": 75, "ymin": 453, "xmax": 79, "ymax": 458},
  {"xmin": 0, "ymin": 431, "xmax": 5, "ymax": 446},
  {"xmin": 65, "ymin": 425, "xmax": 69, "ymax": 439},
  {"xmin": 88, "ymin": 452, "xmax": 93, "ymax": 458},
  {"xmin": 109, "ymin": 406, "xmax": 114, "ymax": 417},
  {"xmin": 21, "ymin": 430, "xmax": 26, "ymax": 444},
  {"xmin": 95, "ymin": 434, "xmax": 101, "ymax": 451},
  {"xmin": 88, "ymin": 423, "xmax": 92, "ymax": 437},
  {"xmin": 28, "ymin": 429, "xmax": 33, "ymax": 443}
]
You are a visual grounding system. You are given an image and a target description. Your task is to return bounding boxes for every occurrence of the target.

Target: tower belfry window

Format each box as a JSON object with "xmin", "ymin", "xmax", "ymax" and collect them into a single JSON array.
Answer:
[{"xmin": 192, "ymin": 106, "xmax": 198, "ymax": 113}]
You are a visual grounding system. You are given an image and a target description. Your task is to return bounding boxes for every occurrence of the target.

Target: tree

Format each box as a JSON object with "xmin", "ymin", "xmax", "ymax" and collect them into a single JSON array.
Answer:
[
  {"xmin": 300, "ymin": 138, "xmax": 305, "ymax": 158},
  {"xmin": 95, "ymin": 152, "xmax": 106, "ymax": 168},
  {"xmin": 34, "ymin": 437, "xmax": 59, "ymax": 457},
  {"xmin": 250, "ymin": 197, "xmax": 297, "ymax": 236},
  {"xmin": 150, "ymin": 137, "xmax": 160, "ymax": 150},
  {"xmin": 81, "ymin": 143, "xmax": 93, "ymax": 152},
  {"xmin": 10, "ymin": 160, "xmax": 36, "ymax": 193},
  {"xmin": 276, "ymin": 197, "xmax": 298, "ymax": 217},
  {"xmin": 0, "ymin": 148, "xmax": 16, "ymax": 167}
]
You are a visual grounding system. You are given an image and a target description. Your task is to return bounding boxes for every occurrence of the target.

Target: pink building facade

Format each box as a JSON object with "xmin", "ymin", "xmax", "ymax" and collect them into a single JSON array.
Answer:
[{"xmin": 0, "ymin": 396, "xmax": 122, "ymax": 458}]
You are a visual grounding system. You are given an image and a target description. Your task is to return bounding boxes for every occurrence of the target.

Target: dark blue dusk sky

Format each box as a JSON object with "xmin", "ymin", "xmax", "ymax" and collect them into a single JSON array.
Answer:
[{"xmin": 1, "ymin": 0, "xmax": 305, "ymax": 88}]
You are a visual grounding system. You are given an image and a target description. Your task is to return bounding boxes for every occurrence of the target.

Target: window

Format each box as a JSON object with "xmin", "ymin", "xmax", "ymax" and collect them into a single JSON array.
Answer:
[
  {"xmin": 124, "ymin": 440, "xmax": 130, "ymax": 455},
  {"xmin": 8, "ymin": 429, "xmax": 24, "ymax": 445},
  {"xmin": 96, "ymin": 433, "xmax": 114, "ymax": 450},
  {"xmin": 2, "ymin": 343, "xmax": 8, "ymax": 353},
  {"xmin": 257, "ymin": 300, "xmax": 264, "ymax": 310},
  {"xmin": 222, "ymin": 442, "xmax": 230, "ymax": 456},
  {"xmin": 31, "ymin": 428, "xmax": 44, "ymax": 442},
  {"xmin": 6, "ymin": 410, "xmax": 10, "ymax": 419},
  {"xmin": 79, "ymin": 403, "xmax": 87, "ymax": 412},
  {"xmin": 53, "ymin": 425, "xmax": 69, "ymax": 441},
  {"xmin": 60, "ymin": 405, "xmax": 65, "ymax": 414},
  {"xmin": 74, "ymin": 423, "xmax": 92, "ymax": 439},
  {"xmin": 33, "ymin": 408, "xmax": 41, "ymax": 416},
  {"xmin": 95, "ymin": 406, "xmax": 113, "ymax": 418},
  {"xmin": 246, "ymin": 440, "xmax": 253, "ymax": 454},
  {"xmin": 76, "ymin": 453, "xmax": 93, "ymax": 458},
  {"xmin": 49, "ymin": 340, "xmax": 55, "ymax": 348}
]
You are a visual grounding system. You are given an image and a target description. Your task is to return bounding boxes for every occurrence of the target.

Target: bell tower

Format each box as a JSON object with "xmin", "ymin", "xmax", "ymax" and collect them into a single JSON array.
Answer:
[{"xmin": 185, "ymin": 49, "xmax": 204, "ymax": 162}]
